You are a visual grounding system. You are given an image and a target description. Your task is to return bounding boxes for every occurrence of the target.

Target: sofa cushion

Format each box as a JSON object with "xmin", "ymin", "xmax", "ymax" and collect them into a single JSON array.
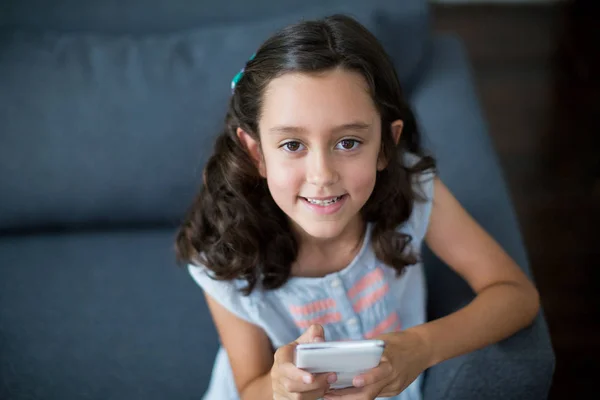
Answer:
[
  {"xmin": 2, "ymin": 0, "xmax": 428, "ymax": 33},
  {"xmin": 0, "ymin": 0, "xmax": 430, "ymax": 232},
  {"xmin": 0, "ymin": 229, "xmax": 216, "ymax": 400}
]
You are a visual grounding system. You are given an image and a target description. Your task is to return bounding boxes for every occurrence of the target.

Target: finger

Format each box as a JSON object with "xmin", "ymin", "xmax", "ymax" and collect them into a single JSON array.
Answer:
[
  {"xmin": 324, "ymin": 385, "xmax": 381, "ymax": 400},
  {"xmin": 274, "ymin": 342, "xmax": 296, "ymax": 365},
  {"xmin": 352, "ymin": 361, "xmax": 393, "ymax": 388},
  {"xmin": 302, "ymin": 386, "xmax": 333, "ymax": 400},
  {"xmin": 309, "ymin": 324, "xmax": 325, "ymax": 342},
  {"xmin": 324, "ymin": 386, "xmax": 365, "ymax": 400},
  {"xmin": 279, "ymin": 372, "xmax": 336, "ymax": 393},
  {"xmin": 277, "ymin": 385, "xmax": 332, "ymax": 400},
  {"xmin": 276, "ymin": 360, "xmax": 315, "ymax": 386},
  {"xmin": 295, "ymin": 324, "xmax": 325, "ymax": 344},
  {"xmin": 275, "ymin": 325, "xmax": 324, "ymax": 366}
]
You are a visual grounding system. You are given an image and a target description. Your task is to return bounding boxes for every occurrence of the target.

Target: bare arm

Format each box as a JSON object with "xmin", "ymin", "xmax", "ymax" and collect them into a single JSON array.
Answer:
[
  {"xmin": 204, "ymin": 293, "xmax": 274, "ymax": 399},
  {"xmin": 410, "ymin": 177, "xmax": 540, "ymax": 367},
  {"xmin": 205, "ymin": 294, "xmax": 334, "ymax": 399}
]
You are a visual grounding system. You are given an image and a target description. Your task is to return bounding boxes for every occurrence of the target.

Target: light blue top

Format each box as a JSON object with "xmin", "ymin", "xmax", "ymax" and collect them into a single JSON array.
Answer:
[{"xmin": 188, "ymin": 161, "xmax": 435, "ymax": 400}]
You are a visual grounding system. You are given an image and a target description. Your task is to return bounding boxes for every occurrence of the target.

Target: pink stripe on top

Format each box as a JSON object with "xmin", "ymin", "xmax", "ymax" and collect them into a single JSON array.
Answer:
[
  {"xmin": 352, "ymin": 283, "xmax": 390, "ymax": 313},
  {"xmin": 364, "ymin": 312, "xmax": 401, "ymax": 339},
  {"xmin": 289, "ymin": 298, "xmax": 336, "ymax": 316},
  {"xmin": 347, "ymin": 267, "xmax": 385, "ymax": 299},
  {"xmin": 294, "ymin": 312, "xmax": 342, "ymax": 329}
]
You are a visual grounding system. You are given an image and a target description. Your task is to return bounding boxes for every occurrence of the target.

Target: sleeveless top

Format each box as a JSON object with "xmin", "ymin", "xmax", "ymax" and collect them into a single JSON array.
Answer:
[{"xmin": 188, "ymin": 157, "xmax": 435, "ymax": 400}]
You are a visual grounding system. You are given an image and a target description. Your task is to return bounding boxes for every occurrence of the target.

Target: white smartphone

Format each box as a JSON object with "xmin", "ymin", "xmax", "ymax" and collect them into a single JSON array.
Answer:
[{"xmin": 295, "ymin": 339, "xmax": 385, "ymax": 389}]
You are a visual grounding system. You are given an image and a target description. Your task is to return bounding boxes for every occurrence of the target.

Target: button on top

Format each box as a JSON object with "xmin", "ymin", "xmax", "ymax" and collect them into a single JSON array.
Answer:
[{"xmin": 330, "ymin": 278, "xmax": 341, "ymax": 288}]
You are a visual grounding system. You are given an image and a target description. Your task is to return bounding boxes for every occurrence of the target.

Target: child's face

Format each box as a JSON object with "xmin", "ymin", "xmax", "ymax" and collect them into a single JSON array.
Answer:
[{"xmin": 255, "ymin": 68, "xmax": 386, "ymax": 242}]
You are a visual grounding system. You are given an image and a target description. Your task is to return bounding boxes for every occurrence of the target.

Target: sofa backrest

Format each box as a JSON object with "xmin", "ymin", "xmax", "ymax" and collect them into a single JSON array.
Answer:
[{"xmin": 0, "ymin": 0, "xmax": 430, "ymax": 232}]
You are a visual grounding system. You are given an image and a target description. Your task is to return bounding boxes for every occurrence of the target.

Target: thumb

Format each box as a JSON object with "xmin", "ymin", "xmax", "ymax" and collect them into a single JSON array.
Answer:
[
  {"xmin": 276, "ymin": 325, "xmax": 324, "ymax": 366},
  {"xmin": 295, "ymin": 324, "xmax": 325, "ymax": 344}
]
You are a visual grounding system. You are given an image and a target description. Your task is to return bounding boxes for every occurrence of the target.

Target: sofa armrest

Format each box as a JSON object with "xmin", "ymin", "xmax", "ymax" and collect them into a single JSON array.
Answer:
[
  {"xmin": 408, "ymin": 34, "xmax": 555, "ymax": 399},
  {"xmin": 423, "ymin": 294, "xmax": 554, "ymax": 400},
  {"xmin": 422, "ymin": 310, "xmax": 555, "ymax": 400}
]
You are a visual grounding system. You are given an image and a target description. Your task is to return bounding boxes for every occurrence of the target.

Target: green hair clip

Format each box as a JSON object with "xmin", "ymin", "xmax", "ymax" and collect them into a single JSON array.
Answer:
[{"xmin": 231, "ymin": 53, "xmax": 256, "ymax": 93}]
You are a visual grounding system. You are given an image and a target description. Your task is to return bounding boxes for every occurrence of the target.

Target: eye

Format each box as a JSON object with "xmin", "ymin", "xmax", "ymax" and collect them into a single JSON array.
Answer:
[
  {"xmin": 336, "ymin": 139, "xmax": 361, "ymax": 150},
  {"xmin": 281, "ymin": 141, "xmax": 305, "ymax": 152}
]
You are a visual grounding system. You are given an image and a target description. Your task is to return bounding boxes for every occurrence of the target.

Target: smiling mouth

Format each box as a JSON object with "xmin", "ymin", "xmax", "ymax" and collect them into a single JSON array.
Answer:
[{"xmin": 301, "ymin": 195, "xmax": 345, "ymax": 206}]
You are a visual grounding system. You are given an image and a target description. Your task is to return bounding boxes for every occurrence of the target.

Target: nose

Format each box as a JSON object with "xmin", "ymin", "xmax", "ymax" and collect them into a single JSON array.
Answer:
[{"xmin": 306, "ymin": 150, "xmax": 338, "ymax": 187}]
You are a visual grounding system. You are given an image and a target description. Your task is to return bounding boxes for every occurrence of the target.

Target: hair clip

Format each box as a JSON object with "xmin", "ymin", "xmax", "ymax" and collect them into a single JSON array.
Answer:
[{"xmin": 231, "ymin": 53, "xmax": 256, "ymax": 93}]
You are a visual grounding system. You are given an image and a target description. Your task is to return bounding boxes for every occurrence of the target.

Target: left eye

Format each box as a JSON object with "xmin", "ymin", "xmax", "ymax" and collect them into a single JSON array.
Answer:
[{"xmin": 336, "ymin": 139, "xmax": 360, "ymax": 150}]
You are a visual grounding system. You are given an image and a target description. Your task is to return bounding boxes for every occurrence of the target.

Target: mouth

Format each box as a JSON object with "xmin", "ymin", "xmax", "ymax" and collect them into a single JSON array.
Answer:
[{"xmin": 301, "ymin": 195, "xmax": 346, "ymax": 206}]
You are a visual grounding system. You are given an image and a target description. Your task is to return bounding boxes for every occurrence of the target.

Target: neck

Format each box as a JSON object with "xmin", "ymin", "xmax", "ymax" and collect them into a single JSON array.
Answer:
[{"xmin": 291, "ymin": 217, "xmax": 367, "ymax": 277}]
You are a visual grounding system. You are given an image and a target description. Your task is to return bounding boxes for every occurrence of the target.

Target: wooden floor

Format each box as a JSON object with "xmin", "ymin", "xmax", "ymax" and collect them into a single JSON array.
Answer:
[{"xmin": 433, "ymin": 2, "xmax": 599, "ymax": 398}]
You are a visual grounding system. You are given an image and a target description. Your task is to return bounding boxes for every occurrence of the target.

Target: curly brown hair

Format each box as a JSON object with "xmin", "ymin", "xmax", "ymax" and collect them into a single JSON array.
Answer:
[{"xmin": 175, "ymin": 14, "xmax": 436, "ymax": 294}]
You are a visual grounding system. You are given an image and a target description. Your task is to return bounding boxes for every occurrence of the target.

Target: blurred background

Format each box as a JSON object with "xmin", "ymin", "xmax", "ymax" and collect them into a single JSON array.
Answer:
[{"xmin": 432, "ymin": 0, "xmax": 598, "ymax": 397}]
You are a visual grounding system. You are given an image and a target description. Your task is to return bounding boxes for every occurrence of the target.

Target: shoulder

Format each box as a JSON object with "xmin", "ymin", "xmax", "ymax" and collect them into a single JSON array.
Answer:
[
  {"xmin": 397, "ymin": 152, "xmax": 436, "ymax": 247},
  {"xmin": 187, "ymin": 262, "xmax": 261, "ymax": 324}
]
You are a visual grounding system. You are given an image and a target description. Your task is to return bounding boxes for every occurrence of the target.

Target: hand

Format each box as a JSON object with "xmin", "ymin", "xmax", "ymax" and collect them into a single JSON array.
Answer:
[
  {"xmin": 271, "ymin": 324, "xmax": 338, "ymax": 400},
  {"xmin": 323, "ymin": 330, "xmax": 431, "ymax": 400}
]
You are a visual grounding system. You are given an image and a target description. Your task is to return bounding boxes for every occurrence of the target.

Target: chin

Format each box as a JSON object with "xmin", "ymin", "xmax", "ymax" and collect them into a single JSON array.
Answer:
[{"xmin": 296, "ymin": 220, "xmax": 348, "ymax": 241}]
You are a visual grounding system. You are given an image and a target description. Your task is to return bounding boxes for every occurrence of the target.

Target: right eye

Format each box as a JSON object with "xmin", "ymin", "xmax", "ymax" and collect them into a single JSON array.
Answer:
[{"xmin": 281, "ymin": 141, "xmax": 305, "ymax": 152}]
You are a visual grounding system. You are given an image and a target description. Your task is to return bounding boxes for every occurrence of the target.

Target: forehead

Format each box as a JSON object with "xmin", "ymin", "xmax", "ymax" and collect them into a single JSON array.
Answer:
[{"xmin": 259, "ymin": 68, "xmax": 379, "ymax": 131}]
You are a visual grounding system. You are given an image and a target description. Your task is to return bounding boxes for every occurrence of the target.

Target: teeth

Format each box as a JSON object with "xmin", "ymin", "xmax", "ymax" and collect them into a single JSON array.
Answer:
[{"xmin": 305, "ymin": 196, "xmax": 341, "ymax": 206}]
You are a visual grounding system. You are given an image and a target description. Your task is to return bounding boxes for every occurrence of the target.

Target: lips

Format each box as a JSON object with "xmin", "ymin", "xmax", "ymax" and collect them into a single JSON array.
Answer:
[{"xmin": 301, "ymin": 195, "xmax": 345, "ymax": 206}]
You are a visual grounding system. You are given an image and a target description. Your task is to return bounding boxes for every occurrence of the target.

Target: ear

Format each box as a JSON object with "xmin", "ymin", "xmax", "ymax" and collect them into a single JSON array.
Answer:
[
  {"xmin": 377, "ymin": 120, "xmax": 404, "ymax": 171},
  {"xmin": 237, "ymin": 128, "xmax": 266, "ymax": 177},
  {"xmin": 390, "ymin": 119, "xmax": 403, "ymax": 145}
]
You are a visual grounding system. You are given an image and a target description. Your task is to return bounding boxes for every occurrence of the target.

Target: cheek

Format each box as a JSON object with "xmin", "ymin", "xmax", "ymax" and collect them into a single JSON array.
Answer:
[
  {"xmin": 346, "ymin": 165, "xmax": 378, "ymax": 195},
  {"xmin": 343, "ymin": 153, "xmax": 379, "ymax": 191},
  {"xmin": 264, "ymin": 157, "xmax": 303, "ymax": 198}
]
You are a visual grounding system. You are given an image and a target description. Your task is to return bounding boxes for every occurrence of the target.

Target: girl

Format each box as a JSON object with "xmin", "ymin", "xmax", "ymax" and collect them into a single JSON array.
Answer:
[{"xmin": 176, "ymin": 14, "xmax": 540, "ymax": 400}]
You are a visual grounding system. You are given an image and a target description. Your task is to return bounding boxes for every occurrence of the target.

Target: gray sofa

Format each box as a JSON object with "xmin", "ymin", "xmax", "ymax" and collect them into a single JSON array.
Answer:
[{"xmin": 0, "ymin": 0, "xmax": 555, "ymax": 399}]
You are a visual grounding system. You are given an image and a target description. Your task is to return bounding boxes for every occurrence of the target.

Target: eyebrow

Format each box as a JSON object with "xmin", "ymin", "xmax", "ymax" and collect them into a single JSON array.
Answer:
[{"xmin": 268, "ymin": 122, "xmax": 372, "ymax": 136}]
